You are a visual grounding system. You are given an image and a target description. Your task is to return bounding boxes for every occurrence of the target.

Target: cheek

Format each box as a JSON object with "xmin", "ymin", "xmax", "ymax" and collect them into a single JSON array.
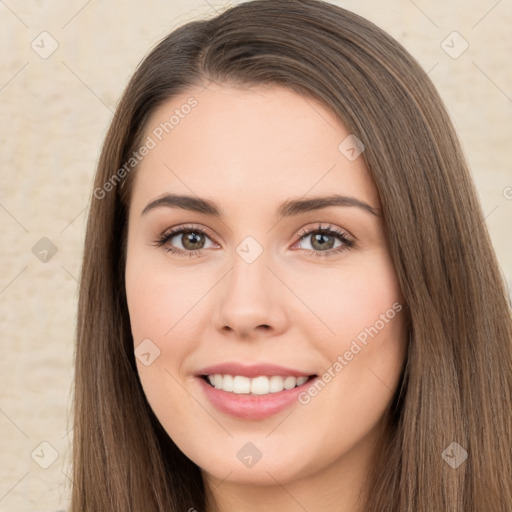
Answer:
[
  {"xmin": 291, "ymin": 250, "xmax": 404, "ymax": 343},
  {"xmin": 125, "ymin": 249, "xmax": 208, "ymax": 345},
  {"xmin": 125, "ymin": 269, "xmax": 181, "ymax": 342},
  {"xmin": 125, "ymin": 255, "xmax": 205, "ymax": 441},
  {"xmin": 125, "ymin": 248, "xmax": 215, "ymax": 415},
  {"xmin": 292, "ymin": 251, "xmax": 407, "ymax": 413}
]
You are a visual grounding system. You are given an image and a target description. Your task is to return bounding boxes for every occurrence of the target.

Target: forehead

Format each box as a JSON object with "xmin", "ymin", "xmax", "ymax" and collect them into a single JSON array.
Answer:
[{"xmin": 131, "ymin": 83, "xmax": 380, "ymax": 214}]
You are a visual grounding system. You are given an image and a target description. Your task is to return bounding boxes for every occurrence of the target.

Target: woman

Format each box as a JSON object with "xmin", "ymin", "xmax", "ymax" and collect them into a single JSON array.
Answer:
[{"xmin": 72, "ymin": 0, "xmax": 512, "ymax": 510}]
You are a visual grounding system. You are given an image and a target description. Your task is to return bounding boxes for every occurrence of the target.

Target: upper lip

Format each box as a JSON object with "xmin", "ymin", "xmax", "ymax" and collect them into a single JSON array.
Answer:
[{"xmin": 197, "ymin": 362, "xmax": 317, "ymax": 378}]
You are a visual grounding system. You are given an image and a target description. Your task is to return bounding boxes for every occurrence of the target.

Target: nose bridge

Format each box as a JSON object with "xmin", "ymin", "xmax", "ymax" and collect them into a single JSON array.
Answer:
[{"xmin": 212, "ymin": 235, "xmax": 288, "ymax": 337}]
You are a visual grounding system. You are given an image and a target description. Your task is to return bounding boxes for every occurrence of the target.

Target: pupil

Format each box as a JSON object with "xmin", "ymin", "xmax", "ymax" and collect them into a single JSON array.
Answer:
[
  {"xmin": 312, "ymin": 232, "xmax": 334, "ymax": 250},
  {"xmin": 183, "ymin": 231, "xmax": 204, "ymax": 250}
]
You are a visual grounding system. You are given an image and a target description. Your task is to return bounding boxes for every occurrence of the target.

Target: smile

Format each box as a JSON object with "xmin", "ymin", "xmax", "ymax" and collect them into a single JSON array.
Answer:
[
  {"xmin": 203, "ymin": 374, "xmax": 314, "ymax": 395},
  {"xmin": 195, "ymin": 362, "xmax": 318, "ymax": 419}
]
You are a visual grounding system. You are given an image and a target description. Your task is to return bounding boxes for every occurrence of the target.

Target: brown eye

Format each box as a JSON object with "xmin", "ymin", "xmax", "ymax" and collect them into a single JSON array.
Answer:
[
  {"xmin": 293, "ymin": 224, "xmax": 355, "ymax": 257},
  {"xmin": 308, "ymin": 231, "xmax": 336, "ymax": 251},
  {"xmin": 176, "ymin": 230, "xmax": 207, "ymax": 250},
  {"xmin": 154, "ymin": 224, "xmax": 218, "ymax": 257}
]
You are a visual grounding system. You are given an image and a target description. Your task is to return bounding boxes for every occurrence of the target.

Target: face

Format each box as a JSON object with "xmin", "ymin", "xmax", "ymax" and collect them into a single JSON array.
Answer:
[{"xmin": 125, "ymin": 82, "xmax": 407, "ymax": 496}]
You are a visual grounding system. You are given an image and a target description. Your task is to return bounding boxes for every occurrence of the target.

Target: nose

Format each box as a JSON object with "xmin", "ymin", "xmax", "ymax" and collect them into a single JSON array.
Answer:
[{"xmin": 212, "ymin": 251, "xmax": 289, "ymax": 340}]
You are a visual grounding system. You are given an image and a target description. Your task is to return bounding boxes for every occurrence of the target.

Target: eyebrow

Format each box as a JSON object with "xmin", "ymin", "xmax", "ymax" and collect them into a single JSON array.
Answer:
[{"xmin": 141, "ymin": 193, "xmax": 381, "ymax": 218}]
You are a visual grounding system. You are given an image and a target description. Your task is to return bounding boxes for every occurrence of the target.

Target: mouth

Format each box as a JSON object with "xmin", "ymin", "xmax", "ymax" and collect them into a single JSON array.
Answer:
[
  {"xmin": 194, "ymin": 362, "xmax": 319, "ymax": 419},
  {"xmin": 199, "ymin": 373, "xmax": 318, "ymax": 396},
  {"xmin": 196, "ymin": 372, "xmax": 319, "ymax": 420}
]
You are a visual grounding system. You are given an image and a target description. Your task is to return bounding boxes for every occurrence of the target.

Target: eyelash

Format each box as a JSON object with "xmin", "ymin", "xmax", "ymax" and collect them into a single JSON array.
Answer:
[{"xmin": 153, "ymin": 223, "xmax": 355, "ymax": 258}]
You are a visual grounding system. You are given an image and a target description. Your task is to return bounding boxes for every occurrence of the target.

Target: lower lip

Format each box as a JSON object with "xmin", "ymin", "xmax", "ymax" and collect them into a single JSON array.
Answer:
[{"xmin": 196, "ymin": 376, "xmax": 318, "ymax": 420}]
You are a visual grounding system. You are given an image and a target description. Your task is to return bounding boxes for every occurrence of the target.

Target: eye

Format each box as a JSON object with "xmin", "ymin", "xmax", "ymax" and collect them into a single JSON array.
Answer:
[
  {"xmin": 292, "ymin": 223, "xmax": 355, "ymax": 257},
  {"xmin": 153, "ymin": 224, "xmax": 218, "ymax": 257},
  {"xmin": 153, "ymin": 222, "xmax": 354, "ymax": 258}
]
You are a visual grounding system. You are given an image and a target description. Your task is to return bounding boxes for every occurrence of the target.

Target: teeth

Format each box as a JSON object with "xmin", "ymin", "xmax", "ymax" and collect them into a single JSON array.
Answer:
[{"xmin": 206, "ymin": 374, "xmax": 310, "ymax": 395}]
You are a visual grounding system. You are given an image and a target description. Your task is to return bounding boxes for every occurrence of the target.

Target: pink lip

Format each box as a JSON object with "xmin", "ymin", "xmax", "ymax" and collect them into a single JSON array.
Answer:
[
  {"xmin": 195, "ymin": 362, "xmax": 318, "ymax": 420},
  {"xmin": 196, "ymin": 362, "xmax": 315, "ymax": 378},
  {"xmin": 196, "ymin": 375, "xmax": 318, "ymax": 420}
]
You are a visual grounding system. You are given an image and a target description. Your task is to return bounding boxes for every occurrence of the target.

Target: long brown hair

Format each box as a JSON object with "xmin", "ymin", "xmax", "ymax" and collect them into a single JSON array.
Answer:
[{"xmin": 71, "ymin": 0, "xmax": 512, "ymax": 510}]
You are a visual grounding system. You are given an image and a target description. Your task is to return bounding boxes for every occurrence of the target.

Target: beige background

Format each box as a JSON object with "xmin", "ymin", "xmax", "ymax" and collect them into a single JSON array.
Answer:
[{"xmin": 0, "ymin": 0, "xmax": 511, "ymax": 510}]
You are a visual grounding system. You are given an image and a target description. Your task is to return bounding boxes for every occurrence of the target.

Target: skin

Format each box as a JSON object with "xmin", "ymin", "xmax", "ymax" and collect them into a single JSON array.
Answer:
[{"xmin": 125, "ymin": 82, "xmax": 408, "ymax": 512}]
